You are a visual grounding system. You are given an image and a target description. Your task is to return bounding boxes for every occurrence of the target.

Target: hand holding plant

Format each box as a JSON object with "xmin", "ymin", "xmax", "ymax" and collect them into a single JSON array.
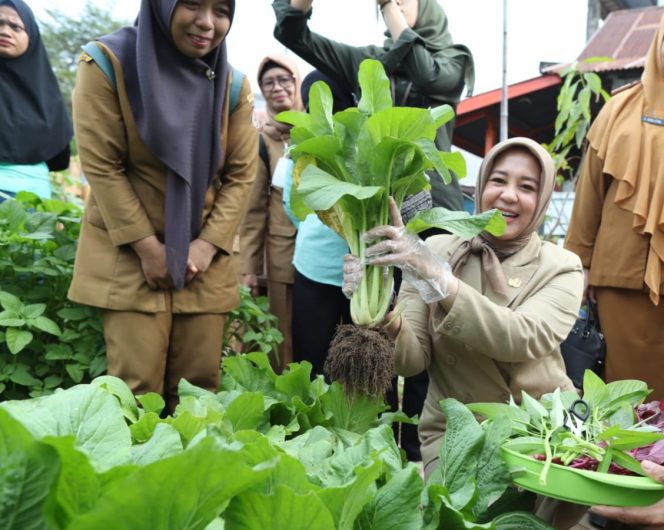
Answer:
[{"xmin": 364, "ymin": 197, "xmax": 455, "ymax": 304}]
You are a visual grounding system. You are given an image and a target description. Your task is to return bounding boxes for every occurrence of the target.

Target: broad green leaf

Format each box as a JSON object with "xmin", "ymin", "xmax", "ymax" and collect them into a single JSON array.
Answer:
[
  {"xmin": 549, "ymin": 389, "xmax": 566, "ymax": 430},
  {"xmin": 520, "ymin": 392, "xmax": 548, "ymax": 430},
  {"xmin": 23, "ymin": 212, "xmax": 56, "ymax": 237},
  {"xmin": 582, "ymin": 370, "xmax": 609, "ymax": 409},
  {"xmin": 502, "ymin": 437, "xmax": 545, "ymax": 454},
  {"xmin": 308, "ymin": 81, "xmax": 335, "ymax": 136},
  {"xmin": 22, "ymin": 303, "xmax": 46, "ymax": 319},
  {"xmin": 274, "ymin": 109, "xmax": 311, "ymax": 130},
  {"xmin": 130, "ymin": 412, "xmax": 162, "ymax": 444},
  {"xmin": 0, "ymin": 291, "xmax": 22, "ymax": 313},
  {"xmin": 291, "ymin": 135, "xmax": 343, "ymax": 170},
  {"xmin": 91, "ymin": 375, "xmax": 140, "ymax": 423},
  {"xmin": 320, "ymin": 382, "xmax": 386, "ymax": 433},
  {"xmin": 430, "ymin": 104, "xmax": 455, "ymax": 129},
  {"xmin": 438, "ymin": 399, "xmax": 484, "ymax": 511},
  {"xmin": 437, "ymin": 491, "xmax": 495, "ymax": 530},
  {"xmin": 440, "ymin": 151, "xmax": 468, "ymax": 179},
  {"xmin": 0, "ymin": 316, "xmax": 25, "ymax": 327},
  {"xmin": 357, "ymin": 59, "xmax": 392, "ymax": 115},
  {"xmin": 474, "ymin": 416, "xmax": 512, "ymax": 519},
  {"xmin": 355, "ymin": 465, "xmax": 423, "ymax": 530},
  {"xmin": 6, "ymin": 328, "xmax": 33, "ymax": 354},
  {"xmin": 8, "ymin": 364, "xmax": 40, "ymax": 387},
  {"xmin": 224, "ymin": 485, "xmax": 336, "ymax": 530},
  {"xmin": 606, "ymin": 429, "xmax": 664, "ymax": 451},
  {"xmin": 414, "ymin": 138, "xmax": 452, "ymax": 185},
  {"xmin": 131, "ymin": 423, "xmax": 183, "ymax": 466},
  {"xmin": 610, "ymin": 449, "xmax": 645, "ymax": 476},
  {"xmin": 290, "ymin": 157, "xmax": 315, "ymax": 221},
  {"xmin": 69, "ymin": 438, "xmax": 274, "ymax": 530},
  {"xmin": 1, "ymin": 384, "xmax": 132, "ymax": 471},
  {"xmin": 605, "ymin": 380, "xmax": 651, "ymax": 408},
  {"xmin": 30, "ymin": 316, "xmax": 61, "ymax": 336},
  {"xmin": 0, "ymin": 199, "xmax": 27, "ymax": 232},
  {"xmin": 299, "ymin": 165, "xmax": 383, "ymax": 211},
  {"xmin": 224, "ymin": 392, "xmax": 266, "ymax": 431},
  {"xmin": 406, "ymin": 208, "xmax": 505, "ymax": 238},
  {"xmin": 56, "ymin": 307, "xmax": 90, "ymax": 321},
  {"xmin": 0, "ymin": 409, "xmax": 61, "ymax": 530},
  {"xmin": 317, "ymin": 460, "xmax": 382, "ymax": 530},
  {"xmin": 42, "ymin": 436, "xmax": 100, "ymax": 529},
  {"xmin": 466, "ymin": 402, "xmax": 530, "ymax": 426},
  {"xmin": 137, "ymin": 393, "xmax": 166, "ymax": 416}
]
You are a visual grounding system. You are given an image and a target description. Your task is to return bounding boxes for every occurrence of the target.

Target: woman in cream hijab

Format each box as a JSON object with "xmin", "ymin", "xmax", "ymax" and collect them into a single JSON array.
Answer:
[
  {"xmin": 565, "ymin": 14, "xmax": 664, "ymax": 399},
  {"xmin": 237, "ymin": 54, "xmax": 303, "ymax": 371}
]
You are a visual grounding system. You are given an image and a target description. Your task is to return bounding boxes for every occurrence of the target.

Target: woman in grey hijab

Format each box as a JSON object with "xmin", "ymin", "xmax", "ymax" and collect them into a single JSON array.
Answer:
[{"xmin": 68, "ymin": 0, "xmax": 258, "ymax": 412}]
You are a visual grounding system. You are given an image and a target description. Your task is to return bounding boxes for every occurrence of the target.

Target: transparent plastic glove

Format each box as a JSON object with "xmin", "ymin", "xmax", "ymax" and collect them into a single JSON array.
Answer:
[
  {"xmin": 364, "ymin": 198, "xmax": 452, "ymax": 303},
  {"xmin": 342, "ymin": 254, "xmax": 363, "ymax": 300}
]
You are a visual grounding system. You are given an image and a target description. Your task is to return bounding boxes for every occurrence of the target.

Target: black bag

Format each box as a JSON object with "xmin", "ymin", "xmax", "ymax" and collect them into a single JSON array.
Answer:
[{"xmin": 560, "ymin": 301, "xmax": 606, "ymax": 389}]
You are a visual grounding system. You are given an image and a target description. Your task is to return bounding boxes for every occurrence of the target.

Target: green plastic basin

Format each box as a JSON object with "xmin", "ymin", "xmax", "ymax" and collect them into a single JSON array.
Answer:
[{"xmin": 501, "ymin": 447, "xmax": 664, "ymax": 507}]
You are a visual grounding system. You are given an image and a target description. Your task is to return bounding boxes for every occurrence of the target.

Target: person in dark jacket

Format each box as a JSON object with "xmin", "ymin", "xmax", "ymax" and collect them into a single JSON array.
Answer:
[
  {"xmin": 273, "ymin": 0, "xmax": 475, "ymax": 462},
  {"xmin": 272, "ymin": 0, "xmax": 474, "ymax": 212}
]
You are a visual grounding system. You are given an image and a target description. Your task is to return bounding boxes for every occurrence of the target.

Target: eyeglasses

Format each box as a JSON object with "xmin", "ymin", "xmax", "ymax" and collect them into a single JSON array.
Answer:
[
  {"xmin": 260, "ymin": 75, "xmax": 295, "ymax": 92},
  {"xmin": 0, "ymin": 18, "xmax": 25, "ymax": 34}
]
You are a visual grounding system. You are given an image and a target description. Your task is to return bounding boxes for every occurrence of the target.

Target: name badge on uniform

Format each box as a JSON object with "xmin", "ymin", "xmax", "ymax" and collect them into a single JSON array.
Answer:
[
  {"xmin": 642, "ymin": 116, "xmax": 664, "ymax": 127},
  {"xmin": 271, "ymin": 157, "xmax": 293, "ymax": 189}
]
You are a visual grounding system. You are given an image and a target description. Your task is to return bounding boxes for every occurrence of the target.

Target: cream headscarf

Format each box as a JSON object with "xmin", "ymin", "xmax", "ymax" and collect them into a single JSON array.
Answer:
[
  {"xmin": 449, "ymin": 137, "xmax": 556, "ymax": 298},
  {"xmin": 257, "ymin": 54, "xmax": 303, "ymax": 142},
  {"xmin": 586, "ymin": 14, "xmax": 664, "ymax": 305}
]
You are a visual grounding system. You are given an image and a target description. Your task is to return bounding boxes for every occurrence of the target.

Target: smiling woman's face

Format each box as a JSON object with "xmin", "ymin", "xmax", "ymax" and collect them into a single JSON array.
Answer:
[
  {"xmin": 480, "ymin": 147, "xmax": 542, "ymax": 240},
  {"xmin": 0, "ymin": 5, "xmax": 29, "ymax": 60},
  {"xmin": 170, "ymin": 0, "xmax": 231, "ymax": 58}
]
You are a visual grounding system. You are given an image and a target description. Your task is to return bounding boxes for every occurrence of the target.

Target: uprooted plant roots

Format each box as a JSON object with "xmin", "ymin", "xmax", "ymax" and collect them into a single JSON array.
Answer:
[{"xmin": 324, "ymin": 324, "xmax": 395, "ymax": 397}]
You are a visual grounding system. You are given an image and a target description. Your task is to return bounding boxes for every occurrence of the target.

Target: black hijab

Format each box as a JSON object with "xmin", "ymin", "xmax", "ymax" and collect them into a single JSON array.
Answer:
[
  {"xmin": 0, "ymin": 0, "xmax": 72, "ymax": 165},
  {"xmin": 100, "ymin": 0, "xmax": 235, "ymax": 289}
]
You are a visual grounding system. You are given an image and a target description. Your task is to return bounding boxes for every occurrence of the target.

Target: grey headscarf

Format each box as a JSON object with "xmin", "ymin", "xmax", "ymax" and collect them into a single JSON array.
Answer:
[{"xmin": 100, "ymin": 0, "xmax": 235, "ymax": 288}]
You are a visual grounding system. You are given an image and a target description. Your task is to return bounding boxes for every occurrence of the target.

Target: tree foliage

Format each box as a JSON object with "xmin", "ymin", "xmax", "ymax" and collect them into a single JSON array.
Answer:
[{"xmin": 39, "ymin": 3, "xmax": 130, "ymax": 115}]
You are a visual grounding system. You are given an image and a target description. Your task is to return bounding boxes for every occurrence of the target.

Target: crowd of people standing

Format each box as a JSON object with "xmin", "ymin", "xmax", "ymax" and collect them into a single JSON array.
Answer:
[{"xmin": 2, "ymin": 0, "xmax": 664, "ymax": 527}]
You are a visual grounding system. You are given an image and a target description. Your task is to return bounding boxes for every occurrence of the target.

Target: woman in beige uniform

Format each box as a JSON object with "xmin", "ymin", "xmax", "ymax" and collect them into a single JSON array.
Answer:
[
  {"xmin": 69, "ymin": 0, "xmax": 257, "ymax": 411},
  {"xmin": 237, "ymin": 54, "xmax": 302, "ymax": 370}
]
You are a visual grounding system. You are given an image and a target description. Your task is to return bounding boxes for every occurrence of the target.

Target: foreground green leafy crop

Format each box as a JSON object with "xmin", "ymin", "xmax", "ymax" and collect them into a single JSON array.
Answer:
[
  {"xmin": 469, "ymin": 371, "xmax": 664, "ymax": 485},
  {"xmin": 278, "ymin": 59, "xmax": 504, "ymax": 327},
  {"xmin": 0, "ymin": 354, "xmax": 551, "ymax": 529}
]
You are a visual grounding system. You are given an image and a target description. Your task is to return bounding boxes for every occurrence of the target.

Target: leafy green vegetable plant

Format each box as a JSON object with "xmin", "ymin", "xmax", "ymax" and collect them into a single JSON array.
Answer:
[
  {"xmin": 468, "ymin": 370, "xmax": 663, "ymax": 486},
  {"xmin": 278, "ymin": 59, "xmax": 504, "ymax": 327},
  {"xmin": 0, "ymin": 354, "xmax": 552, "ymax": 529},
  {"xmin": 222, "ymin": 285, "xmax": 283, "ymax": 359},
  {"xmin": 0, "ymin": 193, "xmax": 106, "ymax": 399}
]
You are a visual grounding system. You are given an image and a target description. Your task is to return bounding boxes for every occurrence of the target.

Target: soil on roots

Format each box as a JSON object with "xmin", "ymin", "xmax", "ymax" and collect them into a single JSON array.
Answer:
[{"xmin": 324, "ymin": 323, "xmax": 395, "ymax": 397}]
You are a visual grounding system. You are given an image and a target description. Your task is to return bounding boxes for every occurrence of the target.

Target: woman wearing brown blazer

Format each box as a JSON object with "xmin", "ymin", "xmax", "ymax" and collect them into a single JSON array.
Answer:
[
  {"xmin": 345, "ymin": 138, "xmax": 585, "ymax": 528},
  {"xmin": 69, "ymin": 0, "xmax": 257, "ymax": 412},
  {"xmin": 565, "ymin": 16, "xmax": 664, "ymax": 399},
  {"xmin": 236, "ymin": 54, "xmax": 302, "ymax": 370}
]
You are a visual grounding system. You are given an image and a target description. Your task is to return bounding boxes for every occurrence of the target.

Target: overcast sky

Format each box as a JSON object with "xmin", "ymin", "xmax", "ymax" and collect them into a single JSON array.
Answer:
[{"xmin": 28, "ymin": 0, "xmax": 589, "ymax": 96}]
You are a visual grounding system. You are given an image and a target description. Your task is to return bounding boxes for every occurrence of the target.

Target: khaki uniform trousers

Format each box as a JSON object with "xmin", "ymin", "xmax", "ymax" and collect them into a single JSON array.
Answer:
[{"xmin": 103, "ymin": 307, "xmax": 226, "ymax": 413}]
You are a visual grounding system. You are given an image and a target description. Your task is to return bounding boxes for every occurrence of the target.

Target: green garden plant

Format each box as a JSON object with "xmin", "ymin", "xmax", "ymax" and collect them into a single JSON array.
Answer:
[
  {"xmin": 0, "ymin": 353, "xmax": 551, "ymax": 529},
  {"xmin": 0, "ymin": 192, "xmax": 105, "ymax": 400}
]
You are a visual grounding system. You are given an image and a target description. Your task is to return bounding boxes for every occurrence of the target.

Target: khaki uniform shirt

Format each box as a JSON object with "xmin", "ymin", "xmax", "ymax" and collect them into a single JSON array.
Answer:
[
  {"xmin": 395, "ymin": 233, "xmax": 583, "ymax": 469},
  {"xmin": 68, "ymin": 45, "xmax": 258, "ymax": 313}
]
